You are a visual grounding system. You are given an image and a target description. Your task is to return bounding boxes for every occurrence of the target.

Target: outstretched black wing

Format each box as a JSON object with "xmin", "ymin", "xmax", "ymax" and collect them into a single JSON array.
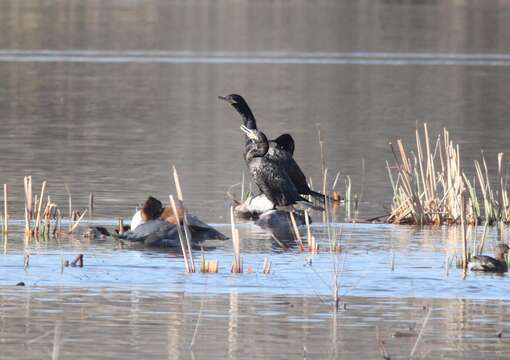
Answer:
[{"xmin": 273, "ymin": 133, "xmax": 295, "ymax": 155}]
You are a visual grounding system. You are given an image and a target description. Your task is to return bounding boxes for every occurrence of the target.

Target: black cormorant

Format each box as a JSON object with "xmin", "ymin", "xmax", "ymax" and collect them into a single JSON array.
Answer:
[
  {"xmin": 241, "ymin": 125, "xmax": 311, "ymax": 208},
  {"xmin": 468, "ymin": 243, "xmax": 509, "ymax": 272},
  {"xmin": 219, "ymin": 93, "xmax": 328, "ymax": 203}
]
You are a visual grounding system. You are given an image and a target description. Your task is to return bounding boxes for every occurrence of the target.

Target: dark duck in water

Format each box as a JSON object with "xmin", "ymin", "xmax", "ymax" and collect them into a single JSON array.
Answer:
[
  {"xmin": 240, "ymin": 125, "xmax": 312, "ymax": 209},
  {"xmin": 114, "ymin": 196, "xmax": 227, "ymax": 247},
  {"xmin": 219, "ymin": 94, "xmax": 328, "ymax": 204},
  {"xmin": 468, "ymin": 243, "xmax": 509, "ymax": 273}
]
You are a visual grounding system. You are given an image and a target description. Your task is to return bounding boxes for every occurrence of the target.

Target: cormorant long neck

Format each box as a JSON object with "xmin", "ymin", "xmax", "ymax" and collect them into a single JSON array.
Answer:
[{"xmin": 233, "ymin": 102, "xmax": 257, "ymax": 130}]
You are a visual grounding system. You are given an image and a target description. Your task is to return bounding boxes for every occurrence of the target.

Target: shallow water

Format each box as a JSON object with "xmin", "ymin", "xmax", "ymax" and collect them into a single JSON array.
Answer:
[
  {"xmin": 2, "ymin": 0, "xmax": 510, "ymax": 358},
  {"xmin": 2, "ymin": 288, "xmax": 510, "ymax": 360},
  {"xmin": 2, "ymin": 222, "xmax": 510, "ymax": 300}
]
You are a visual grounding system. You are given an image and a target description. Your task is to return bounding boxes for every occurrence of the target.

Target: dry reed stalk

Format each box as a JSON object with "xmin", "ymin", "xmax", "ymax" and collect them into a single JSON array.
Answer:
[
  {"xmin": 64, "ymin": 184, "xmax": 72, "ymax": 218},
  {"xmin": 331, "ymin": 171, "xmax": 342, "ymax": 212},
  {"xmin": 230, "ymin": 206, "xmax": 242, "ymax": 273},
  {"xmin": 34, "ymin": 181, "xmax": 47, "ymax": 234},
  {"xmin": 317, "ymin": 124, "xmax": 326, "ymax": 189},
  {"xmin": 3, "ymin": 184, "xmax": 7, "ymax": 235},
  {"xmin": 262, "ymin": 257, "xmax": 271, "ymax": 274},
  {"xmin": 55, "ymin": 209, "xmax": 62, "ymax": 238},
  {"xmin": 231, "ymin": 228, "xmax": 242, "ymax": 273},
  {"xmin": 460, "ymin": 195, "xmax": 468, "ymax": 273},
  {"xmin": 68, "ymin": 209, "xmax": 87, "ymax": 234},
  {"xmin": 332, "ymin": 171, "xmax": 341, "ymax": 193},
  {"xmin": 477, "ymin": 222, "xmax": 489, "ymax": 255},
  {"xmin": 498, "ymin": 153, "xmax": 509, "ymax": 222},
  {"xmin": 270, "ymin": 233, "xmax": 289, "ymax": 250},
  {"xmin": 474, "ymin": 158, "xmax": 497, "ymax": 224},
  {"xmin": 322, "ymin": 168, "xmax": 328, "ymax": 223},
  {"xmin": 181, "ymin": 215, "xmax": 195, "ymax": 272},
  {"xmin": 24, "ymin": 176, "xmax": 33, "ymax": 235},
  {"xmin": 172, "ymin": 166, "xmax": 195, "ymax": 272},
  {"xmin": 170, "ymin": 195, "xmax": 192, "ymax": 273},
  {"xmin": 43, "ymin": 200, "xmax": 51, "ymax": 237},
  {"xmin": 305, "ymin": 210, "xmax": 318, "ymax": 253},
  {"xmin": 88, "ymin": 193, "xmax": 94, "ymax": 217},
  {"xmin": 344, "ymin": 176, "xmax": 352, "ymax": 220},
  {"xmin": 200, "ymin": 255, "xmax": 219, "ymax": 273},
  {"xmin": 289, "ymin": 212, "xmax": 305, "ymax": 251},
  {"xmin": 2, "ymin": 230, "xmax": 6, "ymax": 255},
  {"xmin": 118, "ymin": 218, "xmax": 124, "ymax": 235},
  {"xmin": 172, "ymin": 165, "xmax": 184, "ymax": 200},
  {"xmin": 241, "ymin": 171, "xmax": 245, "ymax": 203},
  {"xmin": 388, "ymin": 125, "xmax": 475, "ymax": 225}
]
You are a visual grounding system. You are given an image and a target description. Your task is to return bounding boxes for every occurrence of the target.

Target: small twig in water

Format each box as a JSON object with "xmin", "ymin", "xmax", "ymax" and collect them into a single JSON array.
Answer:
[
  {"xmin": 68, "ymin": 210, "xmax": 87, "ymax": 234},
  {"xmin": 376, "ymin": 326, "xmax": 391, "ymax": 360},
  {"xmin": 409, "ymin": 306, "xmax": 432, "ymax": 358}
]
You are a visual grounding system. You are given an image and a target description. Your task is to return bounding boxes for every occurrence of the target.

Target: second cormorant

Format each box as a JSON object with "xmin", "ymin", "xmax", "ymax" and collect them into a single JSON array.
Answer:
[
  {"xmin": 240, "ymin": 124, "xmax": 311, "ymax": 208},
  {"xmin": 219, "ymin": 93, "xmax": 328, "ymax": 203}
]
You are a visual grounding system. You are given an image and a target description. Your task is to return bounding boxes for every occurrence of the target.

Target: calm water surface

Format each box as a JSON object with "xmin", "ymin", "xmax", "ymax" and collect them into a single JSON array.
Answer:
[{"xmin": 2, "ymin": 0, "xmax": 510, "ymax": 358}]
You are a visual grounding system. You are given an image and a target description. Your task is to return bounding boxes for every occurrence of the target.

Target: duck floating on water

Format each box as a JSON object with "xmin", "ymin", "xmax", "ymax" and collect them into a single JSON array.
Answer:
[
  {"xmin": 130, "ymin": 196, "xmax": 184, "ymax": 231},
  {"xmin": 468, "ymin": 243, "xmax": 509, "ymax": 273},
  {"xmin": 112, "ymin": 196, "xmax": 228, "ymax": 247},
  {"xmin": 219, "ymin": 93, "xmax": 328, "ymax": 204}
]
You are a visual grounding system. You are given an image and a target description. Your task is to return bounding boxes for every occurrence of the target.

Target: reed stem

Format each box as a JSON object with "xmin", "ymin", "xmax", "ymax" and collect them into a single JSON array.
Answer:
[
  {"xmin": 170, "ymin": 195, "xmax": 192, "ymax": 273},
  {"xmin": 3, "ymin": 184, "xmax": 7, "ymax": 236},
  {"xmin": 34, "ymin": 181, "xmax": 47, "ymax": 234},
  {"xmin": 289, "ymin": 212, "xmax": 304, "ymax": 251},
  {"xmin": 172, "ymin": 165, "xmax": 195, "ymax": 272},
  {"xmin": 68, "ymin": 209, "xmax": 87, "ymax": 234}
]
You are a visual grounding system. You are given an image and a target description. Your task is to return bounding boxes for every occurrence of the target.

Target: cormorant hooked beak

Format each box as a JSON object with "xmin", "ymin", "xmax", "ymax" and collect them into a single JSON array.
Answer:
[
  {"xmin": 240, "ymin": 124, "xmax": 258, "ymax": 140},
  {"xmin": 218, "ymin": 95, "xmax": 235, "ymax": 104}
]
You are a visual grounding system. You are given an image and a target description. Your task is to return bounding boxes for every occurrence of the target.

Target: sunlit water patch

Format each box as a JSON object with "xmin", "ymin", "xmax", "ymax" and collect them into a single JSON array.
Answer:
[{"xmin": 2, "ymin": 222, "xmax": 510, "ymax": 300}]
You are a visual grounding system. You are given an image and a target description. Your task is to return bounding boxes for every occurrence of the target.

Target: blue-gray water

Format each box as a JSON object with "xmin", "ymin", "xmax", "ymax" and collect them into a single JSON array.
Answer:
[{"xmin": 2, "ymin": 0, "xmax": 510, "ymax": 359}]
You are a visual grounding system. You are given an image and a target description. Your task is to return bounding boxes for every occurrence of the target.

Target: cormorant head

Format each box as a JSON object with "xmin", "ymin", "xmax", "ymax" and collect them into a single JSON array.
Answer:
[
  {"xmin": 219, "ymin": 94, "xmax": 257, "ymax": 129},
  {"xmin": 218, "ymin": 94, "xmax": 245, "ymax": 105},
  {"xmin": 142, "ymin": 196, "xmax": 164, "ymax": 221}
]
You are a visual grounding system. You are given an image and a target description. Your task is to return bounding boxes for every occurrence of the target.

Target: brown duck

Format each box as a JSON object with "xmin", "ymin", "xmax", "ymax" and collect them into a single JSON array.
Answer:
[{"xmin": 469, "ymin": 244, "xmax": 509, "ymax": 273}]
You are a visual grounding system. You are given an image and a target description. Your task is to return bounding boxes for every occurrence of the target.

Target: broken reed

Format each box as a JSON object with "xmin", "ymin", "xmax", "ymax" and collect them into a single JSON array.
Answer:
[
  {"xmin": 170, "ymin": 194, "xmax": 193, "ymax": 273},
  {"xmin": 388, "ymin": 123, "xmax": 510, "ymax": 226},
  {"xmin": 289, "ymin": 211, "xmax": 305, "ymax": 251},
  {"xmin": 200, "ymin": 254, "xmax": 219, "ymax": 273},
  {"xmin": 21, "ymin": 178, "xmax": 85, "ymax": 239},
  {"xmin": 3, "ymin": 184, "xmax": 7, "ymax": 235},
  {"xmin": 262, "ymin": 257, "xmax": 271, "ymax": 274},
  {"xmin": 172, "ymin": 165, "xmax": 196, "ymax": 272},
  {"xmin": 305, "ymin": 210, "xmax": 319, "ymax": 253},
  {"xmin": 230, "ymin": 206, "xmax": 242, "ymax": 273}
]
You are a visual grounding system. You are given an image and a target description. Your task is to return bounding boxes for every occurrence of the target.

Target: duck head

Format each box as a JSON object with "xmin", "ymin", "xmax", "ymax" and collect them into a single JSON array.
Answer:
[
  {"xmin": 495, "ymin": 243, "xmax": 510, "ymax": 261},
  {"xmin": 142, "ymin": 196, "xmax": 164, "ymax": 221}
]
